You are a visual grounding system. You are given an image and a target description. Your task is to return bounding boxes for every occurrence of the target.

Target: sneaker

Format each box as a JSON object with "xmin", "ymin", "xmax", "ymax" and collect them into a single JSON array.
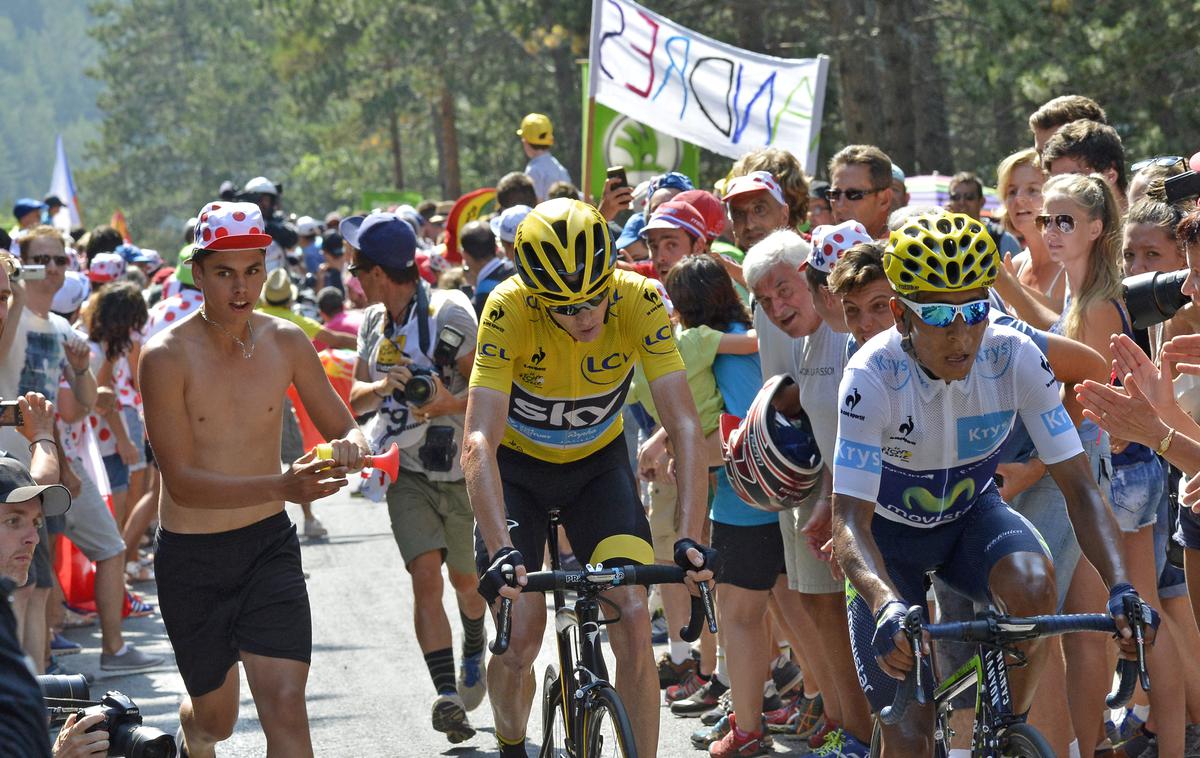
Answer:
[
  {"xmin": 126, "ymin": 594, "xmax": 154, "ymax": 617},
  {"xmin": 50, "ymin": 632, "xmax": 81, "ymax": 655},
  {"xmin": 666, "ymin": 670, "xmax": 707, "ymax": 703},
  {"xmin": 759, "ymin": 690, "xmax": 783, "ymax": 714},
  {"xmin": 692, "ymin": 714, "xmax": 731, "ymax": 748},
  {"xmin": 700, "ymin": 690, "xmax": 733, "ymax": 726},
  {"xmin": 815, "ymin": 727, "xmax": 870, "ymax": 758},
  {"xmin": 771, "ymin": 657, "xmax": 804, "ymax": 698},
  {"xmin": 1185, "ymin": 723, "xmax": 1200, "ymax": 758},
  {"xmin": 100, "ymin": 644, "xmax": 164, "ymax": 675},
  {"xmin": 670, "ymin": 677, "xmax": 728, "ymax": 716},
  {"xmin": 708, "ymin": 713, "xmax": 772, "ymax": 757},
  {"xmin": 657, "ymin": 650, "xmax": 697, "ymax": 689},
  {"xmin": 810, "ymin": 716, "xmax": 840, "ymax": 749},
  {"xmin": 457, "ymin": 648, "xmax": 487, "ymax": 712},
  {"xmin": 770, "ymin": 692, "xmax": 822, "ymax": 737},
  {"xmin": 650, "ymin": 613, "xmax": 669, "ymax": 645},
  {"xmin": 431, "ymin": 692, "xmax": 475, "ymax": 744},
  {"xmin": 303, "ymin": 517, "xmax": 328, "ymax": 539},
  {"xmin": 46, "ymin": 657, "xmax": 94, "ymax": 684},
  {"xmin": 1115, "ymin": 725, "xmax": 1155, "ymax": 758}
]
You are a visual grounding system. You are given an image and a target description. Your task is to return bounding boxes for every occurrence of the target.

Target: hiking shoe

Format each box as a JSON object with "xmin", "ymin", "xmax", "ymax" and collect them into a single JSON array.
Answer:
[
  {"xmin": 670, "ymin": 677, "xmax": 728, "ymax": 716},
  {"xmin": 692, "ymin": 714, "xmax": 731, "ymax": 748},
  {"xmin": 666, "ymin": 670, "xmax": 707, "ymax": 703},
  {"xmin": 303, "ymin": 517, "xmax": 328, "ymax": 539},
  {"xmin": 700, "ymin": 690, "xmax": 733, "ymax": 726},
  {"xmin": 769, "ymin": 692, "xmax": 822, "ymax": 737},
  {"xmin": 815, "ymin": 727, "xmax": 870, "ymax": 757},
  {"xmin": 51, "ymin": 632, "xmax": 81, "ymax": 655},
  {"xmin": 100, "ymin": 644, "xmax": 164, "ymax": 675},
  {"xmin": 431, "ymin": 692, "xmax": 475, "ymax": 744},
  {"xmin": 657, "ymin": 651, "xmax": 697, "ymax": 689},
  {"xmin": 771, "ymin": 657, "xmax": 803, "ymax": 698},
  {"xmin": 708, "ymin": 714, "xmax": 772, "ymax": 757},
  {"xmin": 457, "ymin": 648, "xmax": 487, "ymax": 712}
]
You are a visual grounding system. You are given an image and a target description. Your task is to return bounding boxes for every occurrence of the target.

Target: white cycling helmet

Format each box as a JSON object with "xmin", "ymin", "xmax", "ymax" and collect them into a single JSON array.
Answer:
[
  {"xmin": 720, "ymin": 374, "xmax": 823, "ymax": 512},
  {"xmin": 243, "ymin": 176, "xmax": 279, "ymax": 196}
]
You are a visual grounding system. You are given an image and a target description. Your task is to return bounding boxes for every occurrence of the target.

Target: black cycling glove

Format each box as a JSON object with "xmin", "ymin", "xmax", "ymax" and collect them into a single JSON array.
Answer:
[
  {"xmin": 673, "ymin": 538, "xmax": 720, "ymax": 575},
  {"xmin": 1107, "ymin": 582, "xmax": 1161, "ymax": 632},
  {"xmin": 478, "ymin": 546, "xmax": 523, "ymax": 604}
]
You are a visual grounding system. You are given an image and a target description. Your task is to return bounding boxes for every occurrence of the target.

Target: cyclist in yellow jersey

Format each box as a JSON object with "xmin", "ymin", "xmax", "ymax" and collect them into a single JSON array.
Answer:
[{"xmin": 464, "ymin": 198, "xmax": 716, "ymax": 758}]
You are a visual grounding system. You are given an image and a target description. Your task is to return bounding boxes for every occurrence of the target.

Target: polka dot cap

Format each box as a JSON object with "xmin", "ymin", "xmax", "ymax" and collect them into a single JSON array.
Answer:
[
  {"xmin": 804, "ymin": 220, "xmax": 872, "ymax": 273},
  {"xmin": 194, "ymin": 201, "xmax": 274, "ymax": 253}
]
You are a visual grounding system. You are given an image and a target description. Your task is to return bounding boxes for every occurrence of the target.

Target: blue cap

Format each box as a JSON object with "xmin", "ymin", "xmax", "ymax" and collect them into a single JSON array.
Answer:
[
  {"xmin": 115, "ymin": 243, "xmax": 142, "ymax": 263},
  {"xmin": 13, "ymin": 197, "xmax": 46, "ymax": 219},
  {"xmin": 340, "ymin": 212, "xmax": 416, "ymax": 269},
  {"xmin": 891, "ymin": 164, "xmax": 906, "ymax": 183},
  {"xmin": 651, "ymin": 172, "xmax": 694, "ymax": 194},
  {"xmin": 615, "ymin": 214, "xmax": 647, "ymax": 251}
]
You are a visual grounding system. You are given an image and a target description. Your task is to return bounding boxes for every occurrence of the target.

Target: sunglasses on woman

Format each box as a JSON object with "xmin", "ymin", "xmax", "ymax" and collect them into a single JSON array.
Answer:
[
  {"xmin": 546, "ymin": 289, "xmax": 609, "ymax": 316},
  {"xmin": 897, "ymin": 296, "xmax": 991, "ymax": 328},
  {"xmin": 1034, "ymin": 214, "xmax": 1076, "ymax": 234}
]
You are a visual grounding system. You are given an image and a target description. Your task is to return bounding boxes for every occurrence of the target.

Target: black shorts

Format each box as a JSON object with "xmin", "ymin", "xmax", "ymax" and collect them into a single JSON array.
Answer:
[
  {"xmin": 712, "ymin": 521, "xmax": 785, "ymax": 591},
  {"xmin": 475, "ymin": 435, "xmax": 654, "ymax": 573},
  {"xmin": 155, "ymin": 511, "xmax": 311, "ymax": 697}
]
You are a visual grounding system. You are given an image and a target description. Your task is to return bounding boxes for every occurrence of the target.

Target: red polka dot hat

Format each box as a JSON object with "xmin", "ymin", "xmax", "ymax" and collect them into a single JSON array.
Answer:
[
  {"xmin": 193, "ymin": 201, "xmax": 274, "ymax": 253},
  {"xmin": 803, "ymin": 220, "xmax": 872, "ymax": 273}
]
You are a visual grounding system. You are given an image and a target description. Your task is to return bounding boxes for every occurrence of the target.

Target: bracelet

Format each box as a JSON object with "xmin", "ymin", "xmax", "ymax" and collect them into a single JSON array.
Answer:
[
  {"xmin": 28, "ymin": 438, "xmax": 54, "ymax": 450},
  {"xmin": 1157, "ymin": 427, "xmax": 1177, "ymax": 456}
]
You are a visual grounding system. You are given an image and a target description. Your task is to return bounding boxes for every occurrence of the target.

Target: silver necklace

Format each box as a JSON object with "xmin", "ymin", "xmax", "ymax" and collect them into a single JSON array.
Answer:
[{"xmin": 200, "ymin": 308, "xmax": 255, "ymax": 359}]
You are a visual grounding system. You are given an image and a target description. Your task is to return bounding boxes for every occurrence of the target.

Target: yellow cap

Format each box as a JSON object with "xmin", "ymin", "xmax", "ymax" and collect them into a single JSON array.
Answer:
[{"xmin": 516, "ymin": 113, "xmax": 554, "ymax": 146}]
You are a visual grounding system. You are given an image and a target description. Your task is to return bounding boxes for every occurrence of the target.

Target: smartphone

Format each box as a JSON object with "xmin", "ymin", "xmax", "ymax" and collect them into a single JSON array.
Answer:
[
  {"xmin": 606, "ymin": 166, "xmax": 629, "ymax": 190},
  {"xmin": 0, "ymin": 400, "xmax": 23, "ymax": 427},
  {"xmin": 19, "ymin": 264, "xmax": 47, "ymax": 281}
]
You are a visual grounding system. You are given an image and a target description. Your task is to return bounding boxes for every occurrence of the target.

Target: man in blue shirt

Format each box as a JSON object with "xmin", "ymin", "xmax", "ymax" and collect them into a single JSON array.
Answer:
[{"xmin": 516, "ymin": 113, "xmax": 571, "ymax": 202}]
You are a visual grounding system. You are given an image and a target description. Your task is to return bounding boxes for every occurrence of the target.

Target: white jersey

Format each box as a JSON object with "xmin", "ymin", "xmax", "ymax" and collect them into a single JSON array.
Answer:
[{"xmin": 833, "ymin": 324, "xmax": 1082, "ymax": 528}]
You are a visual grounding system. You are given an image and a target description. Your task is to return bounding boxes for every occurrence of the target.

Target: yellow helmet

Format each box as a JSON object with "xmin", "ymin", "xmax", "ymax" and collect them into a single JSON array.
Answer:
[
  {"xmin": 514, "ymin": 198, "xmax": 615, "ymax": 305},
  {"xmin": 884, "ymin": 211, "xmax": 999, "ymax": 295},
  {"xmin": 516, "ymin": 113, "xmax": 554, "ymax": 146}
]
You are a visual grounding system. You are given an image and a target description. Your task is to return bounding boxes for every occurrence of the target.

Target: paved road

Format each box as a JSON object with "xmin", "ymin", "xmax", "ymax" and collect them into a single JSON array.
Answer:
[{"xmin": 53, "ymin": 489, "xmax": 815, "ymax": 756}]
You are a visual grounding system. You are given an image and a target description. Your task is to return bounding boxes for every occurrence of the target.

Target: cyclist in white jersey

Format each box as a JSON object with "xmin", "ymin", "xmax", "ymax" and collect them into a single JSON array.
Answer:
[{"xmin": 829, "ymin": 211, "xmax": 1156, "ymax": 756}]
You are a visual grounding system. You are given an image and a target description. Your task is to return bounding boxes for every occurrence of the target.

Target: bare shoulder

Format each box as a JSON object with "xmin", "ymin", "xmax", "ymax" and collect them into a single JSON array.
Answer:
[
  {"xmin": 258, "ymin": 313, "xmax": 312, "ymax": 350},
  {"xmin": 142, "ymin": 313, "xmax": 202, "ymax": 367}
]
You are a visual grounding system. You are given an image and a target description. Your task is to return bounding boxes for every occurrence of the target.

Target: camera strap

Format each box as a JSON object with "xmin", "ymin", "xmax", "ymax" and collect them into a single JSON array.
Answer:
[{"xmin": 416, "ymin": 281, "xmax": 431, "ymax": 357}]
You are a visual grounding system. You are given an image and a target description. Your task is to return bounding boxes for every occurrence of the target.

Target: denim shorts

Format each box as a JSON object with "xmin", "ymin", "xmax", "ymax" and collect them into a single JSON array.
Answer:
[
  {"xmin": 1177, "ymin": 502, "xmax": 1200, "ymax": 550},
  {"xmin": 103, "ymin": 452, "xmax": 129, "ymax": 493},
  {"xmin": 1110, "ymin": 455, "xmax": 1164, "ymax": 533},
  {"xmin": 121, "ymin": 406, "xmax": 147, "ymax": 473}
]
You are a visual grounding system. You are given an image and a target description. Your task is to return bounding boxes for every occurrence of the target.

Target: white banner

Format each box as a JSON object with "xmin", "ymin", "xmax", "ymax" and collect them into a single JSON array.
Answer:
[{"xmin": 588, "ymin": 0, "xmax": 830, "ymax": 173}]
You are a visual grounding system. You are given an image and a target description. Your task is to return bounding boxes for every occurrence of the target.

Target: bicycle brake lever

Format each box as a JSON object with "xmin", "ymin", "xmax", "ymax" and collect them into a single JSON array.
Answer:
[
  {"xmin": 489, "ymin": 564, "xmax": 515, "ymax": 655},
  {"xmin": 1127, "ymin": 597, "xmax": 1151, "ymax": 693},
  {"xmin": 697, "ymin": 581, "xmax": 718, "ymax": 634}
]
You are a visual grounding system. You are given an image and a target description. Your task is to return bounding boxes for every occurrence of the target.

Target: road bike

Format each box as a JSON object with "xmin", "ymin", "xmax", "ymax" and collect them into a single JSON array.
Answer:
[
  {"xmin": 869, "ymin": 604, "xmax": 1151, "ymax": 757},
  {"xmin": 491, "ymin": 510, "xmax": 716, "ymax": 758}
]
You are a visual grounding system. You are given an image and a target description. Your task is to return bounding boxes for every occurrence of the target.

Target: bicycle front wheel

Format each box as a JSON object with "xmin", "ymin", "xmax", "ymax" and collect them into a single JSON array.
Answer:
[
  {"xmin": 997, "ymin": 722, "xmax": 1055, "ymax": 758},
  {"xmin": 541, "ymin": 665, "xmax": 569, "ymax": 757},
  {"xmin": 583, "ymin": 684, "xmax": 637, "ymax": 758}
]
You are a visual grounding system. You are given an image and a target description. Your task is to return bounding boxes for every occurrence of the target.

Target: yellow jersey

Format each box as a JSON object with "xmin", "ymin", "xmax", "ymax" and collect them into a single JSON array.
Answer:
[{"xmin": 470, "ymin": 269, "xmax": 685, "ymax": 463}]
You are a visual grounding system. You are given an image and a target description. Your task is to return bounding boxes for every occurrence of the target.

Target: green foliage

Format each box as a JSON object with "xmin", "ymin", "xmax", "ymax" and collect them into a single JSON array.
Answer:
[{"xmin": 4, "ymin": 0, "xmax": 1200, "ymax": 251}]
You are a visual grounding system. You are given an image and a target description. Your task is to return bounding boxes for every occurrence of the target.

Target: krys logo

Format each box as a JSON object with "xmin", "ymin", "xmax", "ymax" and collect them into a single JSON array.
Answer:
[
  {"xmin": 956, "ymin": 410, "xmax": 1015, "ymax": 459},
  {"xmin": 582, "ymin": 351, "xmax": 632, "ymax": 385}
]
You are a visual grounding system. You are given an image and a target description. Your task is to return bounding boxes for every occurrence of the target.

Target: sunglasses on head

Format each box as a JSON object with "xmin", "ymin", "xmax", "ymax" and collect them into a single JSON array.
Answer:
[
  {"xmin": 826, "ymin": 186, "xmax": 885, "ymax": 202},
  {"xmin": 1131, "ymin": 156, "xmax": 1184, "ymax": 174},
  {"xmin": 31, "ymin": 254, "xmax": 70, "ymax": 267},
  {"xmin": 1034, "ymin": 214, "xmax": 1076, "ymax": 234},
  {"xmin": 898, "ymin": 296, "xmax": 991, "ymax": 328},
  {"xmin": 948, "ymin": 192, "xmax": 980, "ymax": 202},
  {"xmin": 546, "ymin": 289, "xmax": 609, "ymax": 316}
]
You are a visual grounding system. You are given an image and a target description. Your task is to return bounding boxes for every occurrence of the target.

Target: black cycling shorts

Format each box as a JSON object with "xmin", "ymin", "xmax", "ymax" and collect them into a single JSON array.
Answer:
[
  {"xmin": 155, "ymin": 511, "xmax": 311, "ymax": 697},
  {"xmin": 475, "ymin": 435, "xmax": 654, "ymax": 574},
  {"xmin": 711, "ymin": 520, "xmax": 785, "ymax": 591}
]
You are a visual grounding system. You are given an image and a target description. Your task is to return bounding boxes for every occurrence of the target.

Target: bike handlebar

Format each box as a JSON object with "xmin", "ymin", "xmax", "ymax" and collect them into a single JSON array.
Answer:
[
  {"xmin": 489, "ymin": 564, "xmax": 718, "ymax": 655},
  {"xmin": 879, "ymin": 607, "xmax": 1147, "ymax": 725}
]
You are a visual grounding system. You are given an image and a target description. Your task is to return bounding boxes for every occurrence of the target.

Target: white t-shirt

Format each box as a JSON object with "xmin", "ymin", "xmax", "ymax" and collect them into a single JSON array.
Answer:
[{"xmin": 0, "ymin": 309, "xmax": 76, "ymax": 463}]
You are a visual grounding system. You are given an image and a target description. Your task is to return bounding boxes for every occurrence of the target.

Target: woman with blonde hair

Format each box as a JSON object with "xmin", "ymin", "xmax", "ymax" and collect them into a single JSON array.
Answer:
[
  {"xmin": 1044, "ymin": 172, "xmax": 1186, "ymax": 756},
  {"xmin": 993, "ymin": 148, "xmax": 1066, "ymax": 317}
]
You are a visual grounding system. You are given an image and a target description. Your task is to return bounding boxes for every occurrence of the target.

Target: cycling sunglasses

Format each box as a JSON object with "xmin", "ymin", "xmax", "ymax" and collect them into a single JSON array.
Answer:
[
  {"xmin": 1034, "ymin": 213, "xmax": 1076, "ymax": 234},
  {"xmin": 546, "ymin": 288, "xmax": 609, "ymax": 316},
  {"xmin": 897, "ymin": 296, "xmax": 991, "ymax": 328},
  {"xmin": 826, "ymin": 186, "xmax": 885, "ymax": 202},
  {"xmin": 1131, "ymin": 155, "xmax": 1184, "ymax": 173}
]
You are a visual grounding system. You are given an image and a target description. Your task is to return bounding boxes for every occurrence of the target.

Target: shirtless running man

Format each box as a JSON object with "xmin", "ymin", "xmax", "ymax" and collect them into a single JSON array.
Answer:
[{"xmin": 141, "ymin": 201, "xmax": 368, "ymax": 758}]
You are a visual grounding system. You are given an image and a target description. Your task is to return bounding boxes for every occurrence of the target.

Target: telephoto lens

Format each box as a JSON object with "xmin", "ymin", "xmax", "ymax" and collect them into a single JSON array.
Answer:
[{"xmin": 1123, "ymin": 269, "xmax": 1189, "ymax": 329}]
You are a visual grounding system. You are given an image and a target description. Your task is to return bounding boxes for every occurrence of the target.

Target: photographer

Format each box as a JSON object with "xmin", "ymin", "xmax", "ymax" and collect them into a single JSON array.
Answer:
[
  {"xmin": 344, "ymin": 212, "xmax": 488, "ymax": 743},
  {"xmin": 0, "ymin": 449, "xmax": 76, "ymax": 756}
]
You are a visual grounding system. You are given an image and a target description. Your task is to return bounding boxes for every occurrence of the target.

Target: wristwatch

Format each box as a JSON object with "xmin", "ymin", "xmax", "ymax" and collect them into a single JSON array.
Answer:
[{"xmin": 1156, "ymin": 427, "xmax": 1176, "ymax": 456}]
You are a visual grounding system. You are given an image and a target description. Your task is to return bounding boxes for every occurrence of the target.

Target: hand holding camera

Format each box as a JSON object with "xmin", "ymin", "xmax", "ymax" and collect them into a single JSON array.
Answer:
[
  {"xmin": 52, "ymin": 712, "xmax": 109, "ymax": 758},
  {"xmin": 17, "ymin": 391, "xmax": 56, "ymax": 443}
]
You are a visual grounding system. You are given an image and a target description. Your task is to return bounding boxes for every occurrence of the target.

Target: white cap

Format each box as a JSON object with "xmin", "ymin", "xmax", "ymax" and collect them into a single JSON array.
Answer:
[
  {"xmin": 243, "ymin": 176, "xmax": 278, "ymax": 195},
  {"xmin": 52, "ymin": 271, "xmax": 90, "ymax": 315},
  {"xmin": 296, "ymin": 216, "xmax": 322, "ymax": 237}
]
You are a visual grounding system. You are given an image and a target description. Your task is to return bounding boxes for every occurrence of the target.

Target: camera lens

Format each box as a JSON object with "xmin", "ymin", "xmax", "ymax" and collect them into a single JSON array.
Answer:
[
  {"xmin": 1123, "ymin": 269, "xmax": 1190, "ymax": 329},
  {"xmin": 123, "ymin": 724, "xmax": 177, "ymax": 758},
  {"xmin": 37, "ymin": 674, "xmax": 90, "ymax": 701},
  {"xmin": 404, "ymin": 375, "xmax": 436, "ymax": 407}
]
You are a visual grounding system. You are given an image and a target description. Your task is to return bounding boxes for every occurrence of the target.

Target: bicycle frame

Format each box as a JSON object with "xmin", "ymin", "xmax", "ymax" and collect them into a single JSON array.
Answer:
[{"xmin": 932, "ymin": 645, "xmax": 1018, "ymax": 753}]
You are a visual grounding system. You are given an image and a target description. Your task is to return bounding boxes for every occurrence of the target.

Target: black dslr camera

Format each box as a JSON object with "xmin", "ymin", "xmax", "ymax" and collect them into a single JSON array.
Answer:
[
  {"xmin": 1123, "ymin": 269, "xmax": 1190, "ymax": 329},
  {"xmin": 412, "ymin": 324, "xmax": 466, "ymax": 472},
  {"xmin": 39, "ymin": 674, "xmax": 176, "ymax": 757}
]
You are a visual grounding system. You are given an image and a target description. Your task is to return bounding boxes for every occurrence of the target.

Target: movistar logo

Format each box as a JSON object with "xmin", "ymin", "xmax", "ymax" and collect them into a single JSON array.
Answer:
[{"xmin": 902, "ymin": 479, "xmax": 975, "ymax": 515}]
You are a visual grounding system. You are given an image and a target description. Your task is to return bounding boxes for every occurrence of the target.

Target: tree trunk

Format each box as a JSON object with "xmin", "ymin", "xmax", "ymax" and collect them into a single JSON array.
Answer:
[
  {"xmin": 877, "ymin": 0, "xmax": 916, "ymax": 171},
  {"xmin": 388, "ymin": 105, "xmax": 404, "ymax": 189},
  {"xmin": 907, "ymin": 0, "xmax": 951, "ymax": 174},
  {"xmin": 438, "ymin": 81, "xmax": 462, "ymax": 199},
  {"xmin": 826, "ymin": 0, "xmax": 884, "ymax": 148}
]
